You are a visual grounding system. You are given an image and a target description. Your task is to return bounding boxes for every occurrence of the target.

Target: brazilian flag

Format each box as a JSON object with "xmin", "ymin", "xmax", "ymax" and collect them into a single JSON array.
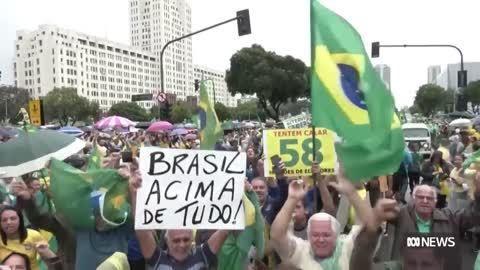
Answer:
[
  {"xmin": 218, "ymin": 191, "xmax": 265, "ymax": 270},
  {"xmin": 199, "ymin": 76, "xmax": 223, "ymax": 150},
  {"xmin": 86, "ymin": 145, "xmax": 102, "ymax": 171},
  {"xmin": 310, "ymin": 0, "xmax": 404, "ymax": 180},
  {"xmin": 463, "ymin": 150, "xmax": 480, "ymax": 169},
  {"xmin": 50, "ymin": 159, "xmax": 130, "ymax": 230}
]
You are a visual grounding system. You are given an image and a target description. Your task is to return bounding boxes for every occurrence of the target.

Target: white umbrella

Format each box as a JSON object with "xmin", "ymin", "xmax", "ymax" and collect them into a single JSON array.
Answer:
[{"xmin": 449, "ymin": 118, "xmax": 471, "ymax": 128}]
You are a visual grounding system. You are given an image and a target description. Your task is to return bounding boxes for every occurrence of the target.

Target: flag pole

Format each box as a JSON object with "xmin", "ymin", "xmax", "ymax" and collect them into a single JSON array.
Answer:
[{"xmin": 312, "ymin": 125, "xmax": 318, "ymax": 214}]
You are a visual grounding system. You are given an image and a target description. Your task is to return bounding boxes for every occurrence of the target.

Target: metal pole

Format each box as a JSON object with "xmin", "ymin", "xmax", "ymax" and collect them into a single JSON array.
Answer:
[
  {"xmin": 379, "ymin": 44, "xmax": 464, "ymax": 111},
  {"xmin": 4, "ymin": 99, "xmax": 7, "ymax": 123},
  {"xmin": 160, "ymin": 16, "xmax": 239, "ymax": 99},
  {"xmin": 212, "ymin": 80, "xmax": 216, "ymax": 105}
]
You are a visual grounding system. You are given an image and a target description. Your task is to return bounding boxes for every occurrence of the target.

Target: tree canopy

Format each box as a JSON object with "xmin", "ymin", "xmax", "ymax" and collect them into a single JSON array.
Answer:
[
  {"xmin": 413, "ymin": 84, "xmax": 447, "ymax": 117},
  {"xmin": 226, "ymin": 44, "xmax": 308, "ymax": 121},
  {"xmin": 465, "ymin": 80, "xmax": 480, "ymax": 105},
  {"xmin": 214, "ymin": 102, "xmax": 232, "ymax": 122},
  {"xmin": 43, "ymin": 88, "xmax": 100, "ymax": 126},
  {"xmin": 170, "ymin": 103, "xmax": 192, "ymax": 124},
  {"xmin": 108, "ymin": 102, "xmax": 149, "ymax": 121}
]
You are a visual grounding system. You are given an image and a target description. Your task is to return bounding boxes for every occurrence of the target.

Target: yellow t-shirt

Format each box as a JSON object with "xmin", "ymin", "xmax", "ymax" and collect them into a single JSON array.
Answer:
[{"xmin": 0, "ymin": 229, "xmax": 45, "ymax": 270}]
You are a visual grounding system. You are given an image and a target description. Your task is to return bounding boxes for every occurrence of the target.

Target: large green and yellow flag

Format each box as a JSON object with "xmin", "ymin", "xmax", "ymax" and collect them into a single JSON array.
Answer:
[
  {"xmin": 218, "ymin": 191, "xmax": 265, "ymax": 270},
  {"xmin": 86, "ymin": 145, "xmax": 102, "ymax": 171},
  {"xmin": 50, "ymin": 159, "xmax": 130, "ymax": 230},
  {"xmin": 199, "ymin": 77, "xmax": 223, "ymax": 150},
  {"xmin": 463, "ymin": 150, "xmax": 480, "ymax": 169},
  {"xmin": 310, "ymin": 0, "xmax": 404, "ymax": 180}
]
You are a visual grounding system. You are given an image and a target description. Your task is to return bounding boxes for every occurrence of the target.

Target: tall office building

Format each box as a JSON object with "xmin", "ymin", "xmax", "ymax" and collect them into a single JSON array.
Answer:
[
  {"xmin": 427, "ymin": 65, "xmax": 441, "ymax": 84},
  {"xmin": 14, "ymin": 25, "xmax": 158, "ymax": 111},
  {"xmin": 129, "ymin": 0, "xmax": 194, "ymax": 101},
  {"xmin": 435, "ymin": 62, "xmax": 480, "ymax": 90},
  {"xmin": 193, "ymin": 65, "xmax": 236, "ymax": 107},
  {"xmin": 374, "ymin": 64, "xmax": 391, "ymax": 90}
]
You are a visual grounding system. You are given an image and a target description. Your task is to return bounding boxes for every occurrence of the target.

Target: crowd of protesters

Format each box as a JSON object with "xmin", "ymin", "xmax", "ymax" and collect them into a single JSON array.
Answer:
[{"xmin": 1, "ymin": 123, "xmax": 480, "ymax": 270}]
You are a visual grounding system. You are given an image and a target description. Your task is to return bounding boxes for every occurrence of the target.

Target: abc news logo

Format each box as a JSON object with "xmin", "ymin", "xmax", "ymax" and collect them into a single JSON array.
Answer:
[{"xmin": 406, "ymin": 234, "xmax": 456, "ymax": 248}]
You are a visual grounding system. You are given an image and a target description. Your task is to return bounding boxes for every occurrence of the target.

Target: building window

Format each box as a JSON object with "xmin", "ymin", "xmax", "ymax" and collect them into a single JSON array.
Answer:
[
  {"xmin": 38, "ymin": 87, "xmax": 41, "ymax": 94},
  {"xmin": 37, "ymin": 78, "xmax": 40, "ymax": 83}
]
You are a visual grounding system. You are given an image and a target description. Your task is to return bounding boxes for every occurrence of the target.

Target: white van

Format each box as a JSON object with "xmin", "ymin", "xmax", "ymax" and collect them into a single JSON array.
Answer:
[{"xmin": 402, "ymin": 123, "xmax": 431, "ymax": 158}]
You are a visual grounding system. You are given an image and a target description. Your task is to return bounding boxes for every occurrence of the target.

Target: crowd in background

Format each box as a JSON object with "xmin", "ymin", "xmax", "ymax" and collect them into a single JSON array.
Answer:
[{"xmin": 1, "ymin": 124, "xmax": 480, "ymax": 270}]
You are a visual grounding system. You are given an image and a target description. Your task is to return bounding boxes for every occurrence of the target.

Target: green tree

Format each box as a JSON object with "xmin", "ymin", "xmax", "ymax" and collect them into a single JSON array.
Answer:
[
  {"xmin": 279, "ymin": 99, "xmax": 311, "ymax": 117},
  {"xmin": 171, "ymin": 104, "xmax": 192, "ymax": 123},
  {"xmin": 413, "ymin": 84, "xmax": 447, "ymax": 117},
  {"xmin": 108, "ymin": 102, "xmax": 148, "ymax": 121},
  {"xmin": 464, "ymin": 80, "xmax": 480, "ymax": 106},
  {"xmin": 226, "ymin": 44, "xmax": 308, "ymax": 121},
  {"xmin": 43, "ymin": 88, "xmax": 98, "ymax": 126},
  {"xmin": 214, "ymin": 102, "xmax": 232, "ymax": 122},
  {"xmin": 0, "ymin": 86, "xmax": 30, "ymax": 124},
  {"xmin": 149, "ymin": 105, "xmax": 160, "ymax": 121},
  {"xmin": 232, "ymin": 101, "xmax": 266, "ymax": 121}
]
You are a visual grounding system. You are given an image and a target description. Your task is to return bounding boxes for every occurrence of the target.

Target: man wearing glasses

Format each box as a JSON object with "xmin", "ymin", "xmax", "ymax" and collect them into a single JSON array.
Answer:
[{"xmin": 374, "ymin": 181, "xmax": 480, "ymax": 270}]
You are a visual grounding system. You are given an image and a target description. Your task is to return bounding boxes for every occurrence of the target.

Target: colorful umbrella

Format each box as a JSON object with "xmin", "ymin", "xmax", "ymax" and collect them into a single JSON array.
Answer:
[
  {"xmin": 58, "ymin": 126, "xmax": 84, "ymax": 137},
  {"xmin": 0, "ymin": 126, "xmax": 86, "ymax": 177},
  {"xmin": 184, "ymin": 123, "xmax": 197, "ymax": 129},
  {"xmin": 147, "ymin": 121, "xmax": 173, "ymax": 132},
  {"xmin": 170, "ymin": 128, "xmax": 188, "ymax": 136},
  {"xmin": 95, "ymin": 116, "xmax": 134, "ymax": 130},
  {"xmin": 0, "ymin": 127, "xmax": 19, "ymax": 138},
  {"xmin": 174, "ymin": 123, "xmax": 185, "ymax": 129}
]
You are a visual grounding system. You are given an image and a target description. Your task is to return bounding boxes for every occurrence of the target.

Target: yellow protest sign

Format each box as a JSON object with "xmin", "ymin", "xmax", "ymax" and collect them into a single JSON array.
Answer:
[
  {"xmin": 263, "ymin": 128, "xmax": 336, "ymax": 177},
  {"xmin": 28, "ymin": 99, "xmax": 42, "ymax": 126}
]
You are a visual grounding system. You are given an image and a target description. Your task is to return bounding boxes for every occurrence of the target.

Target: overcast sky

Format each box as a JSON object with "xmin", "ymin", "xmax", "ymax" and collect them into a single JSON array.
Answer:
[{"xmin": 1, "ymin": 0, "xmax": 479, "ymax": 107}]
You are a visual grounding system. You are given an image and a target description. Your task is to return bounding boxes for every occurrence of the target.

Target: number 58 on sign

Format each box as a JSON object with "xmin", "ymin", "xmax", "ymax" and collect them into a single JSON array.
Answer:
[{"xmin": 263, "ymin": 128, "xmax": 336, "ymax": 177}]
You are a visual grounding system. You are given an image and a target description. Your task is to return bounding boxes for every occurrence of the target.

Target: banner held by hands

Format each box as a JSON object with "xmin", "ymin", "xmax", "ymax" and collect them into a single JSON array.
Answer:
[{"xmin": 136, "ymin": 147, "xmax": 246, "ymax": 230}]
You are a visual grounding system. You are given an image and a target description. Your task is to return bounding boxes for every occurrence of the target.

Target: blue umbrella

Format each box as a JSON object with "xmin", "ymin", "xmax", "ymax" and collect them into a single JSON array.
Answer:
[
  {"xmin": 170, "ymin": 128, "xmax": 188, "ymax": 136},
  {"xmin": 58, "ymin": 126, "xmax": 84, "ymax": 137}
]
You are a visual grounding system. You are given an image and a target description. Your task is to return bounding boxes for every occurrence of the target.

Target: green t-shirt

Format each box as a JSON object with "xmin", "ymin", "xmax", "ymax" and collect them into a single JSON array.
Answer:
[{"xmin": 415, "ymin": 213, "xmax": 431, "ymax": 233}]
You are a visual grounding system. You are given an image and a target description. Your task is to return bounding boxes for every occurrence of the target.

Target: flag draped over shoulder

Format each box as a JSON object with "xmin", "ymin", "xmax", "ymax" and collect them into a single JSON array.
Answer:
[
  {"xmin": 218, "ymin": 191, "xmax": 265, "ymax": 270},
  {"xmin": 199, "ymin": 77, "xmax": 223, "ymax": 150},
  {"xmin": 50, "ymin": 159, "xmax": 130, "ymax": 230},
  {"xmin": 310, "ymin": 0, "xmax": 404, "ymax": 180},
  {"xmin": 463, "ymin": 150, "xmax": 480, "ymax": 169}
]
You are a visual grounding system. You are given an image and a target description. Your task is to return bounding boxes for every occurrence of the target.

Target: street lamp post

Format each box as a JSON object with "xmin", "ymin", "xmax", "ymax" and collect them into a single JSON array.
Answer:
[
  {"xmin": 159, "ymin": 10, "xmax": 251, "ymax": 117},
  {"xmin": 371, "ymin": 43, "xmax": 467, "ymax": 111}
]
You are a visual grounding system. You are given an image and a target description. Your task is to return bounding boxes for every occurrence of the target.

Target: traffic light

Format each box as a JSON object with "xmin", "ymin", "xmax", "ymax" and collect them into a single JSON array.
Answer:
[
  {"xmin": 194, "ymin": 79, "xmax": 200, "ymax": 91},
  {"xmin": 458, "ymin": 70, "xmax": 468, "ymax": 88},
  {"xmin": 236, "ymin": 9, "xmax": 251, "ymax": 36},
  {"xmin": 371, "ymin": 42, "xmax": 380, "ymax": 58}
]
